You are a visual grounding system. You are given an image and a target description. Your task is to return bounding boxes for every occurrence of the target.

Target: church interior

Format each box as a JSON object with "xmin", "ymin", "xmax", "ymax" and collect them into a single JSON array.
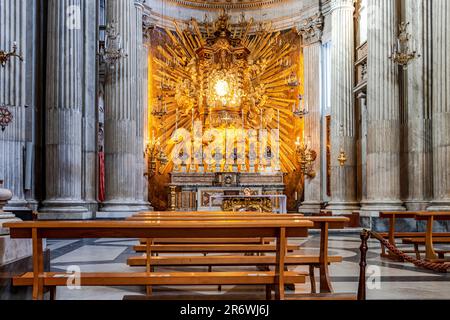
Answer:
[{"xmin": 1, "ymin": 0, "xmax": 450, "ymax": 303}]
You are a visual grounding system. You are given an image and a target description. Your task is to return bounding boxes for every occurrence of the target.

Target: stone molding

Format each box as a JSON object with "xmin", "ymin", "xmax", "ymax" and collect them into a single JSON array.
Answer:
[{"xmin": 297, "ymin": 12, "xmax": 324, "ymax": 45}]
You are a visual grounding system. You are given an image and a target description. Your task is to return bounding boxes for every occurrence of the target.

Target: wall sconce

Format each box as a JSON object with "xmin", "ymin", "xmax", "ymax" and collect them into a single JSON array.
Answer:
[
  {"xmin": 389, "ymin": 22, "xmax": 420, "ymax": 70},
  {"xmin": 295, "ymin": 137, "xmax": 316, "ymax": 179},
  {"xmin": 337, "ymin": 124, "xmax": 348, "ymax": 166},
  {"xmin": 0, "ymin": 105, "xmax": 13, "ymax": 131},
  {"xmin": 98, "ymin": 22, "xmax": 128, "ymax": 67},
  {"xmin": 338, "ymin": 148, "xmax": 347, "ymax": 166},
  {"xmin": 0, "ymin": 42, "xmax": 23, "ymax": 67}
]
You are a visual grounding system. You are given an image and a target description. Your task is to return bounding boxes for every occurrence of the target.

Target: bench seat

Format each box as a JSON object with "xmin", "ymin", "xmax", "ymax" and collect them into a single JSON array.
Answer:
[
  {"xmin": 402, "ymin": 237, "xmax": 450, "ymax": 244},
  {"xmin": 143, "ymin": 238, "xmax": 272, "ymax": 244},
  {"xmin": 127, "ymin": 254, "xmax": 343, "ymax": 267},
  {"xmin": 379, "ymin": 232, "xmax": 450, "ymax": 238},
  {"xmin": 285, "ymin": 293, "xmax": 357, "ymax": 300},
  {"xmin": 13, "ymin": 271, "xmax": 307, "ymax": 286},
  {"xmin": 133, "ymin": 244, "xmax": 299, "ymax": 253}
]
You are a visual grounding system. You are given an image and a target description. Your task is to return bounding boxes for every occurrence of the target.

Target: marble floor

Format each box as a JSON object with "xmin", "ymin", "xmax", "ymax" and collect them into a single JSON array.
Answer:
[{"xmin": 46, "ymin": 233, "xmax": 450, "ymax": 300}]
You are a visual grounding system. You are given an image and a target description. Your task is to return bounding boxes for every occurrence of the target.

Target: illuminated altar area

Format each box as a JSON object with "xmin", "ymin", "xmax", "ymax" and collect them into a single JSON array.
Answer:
[{"xmin": 145, "ymin": 11, "xmax": 310, "ymax": 212}]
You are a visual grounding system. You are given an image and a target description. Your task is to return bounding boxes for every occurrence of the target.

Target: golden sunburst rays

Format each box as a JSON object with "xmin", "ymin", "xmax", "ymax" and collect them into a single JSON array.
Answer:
[{"xmin": 150, "ymin": 13, "xmax": 301, "ymax": 174}]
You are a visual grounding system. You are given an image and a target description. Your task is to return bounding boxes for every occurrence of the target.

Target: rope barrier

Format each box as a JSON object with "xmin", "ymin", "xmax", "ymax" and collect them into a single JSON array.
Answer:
[{"xmin": 367, "ymin": 230, "xmax": 450, "ymax": 273}]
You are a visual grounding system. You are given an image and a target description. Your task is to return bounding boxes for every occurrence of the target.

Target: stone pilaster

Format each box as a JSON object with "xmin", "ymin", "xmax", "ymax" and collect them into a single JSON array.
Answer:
[
  {"xmin": 81, "ymin": 0, "xmax": 98, "ymax": 212},
  {"xmin": 0, "ymin": 0, "xmax": 28, "ymax": 211},
  {"xmin": 143, "ymin": 12, "xmax": 155, "ymax": 208},
  {"xmin": 297, "ymin": 13, "xmax": 324, "ymax": 214},
  {"xmin": 40, "ymin": 0, "xmax": 90, "ymax": 219},
  {"xmin": 99, "ymin": 0, "xmax": 150, "ymax": 216},
  {"xmin": 428, "ymin": 0, "xmax": 450, "ymax": 211},
  {"xmin": 404, "ymin": 0, "xmax": 432, "ymax": 210},
  {"xmin": 361, "ymin": 0, "xmax": 404, "ymax": 212},
  {"xmin": 134, "ymin": 1, "xmax": 151, "ymax": 209},
  {"xmin": 326, "ymin": 0, "xmax": 359, "ymax": 213}
]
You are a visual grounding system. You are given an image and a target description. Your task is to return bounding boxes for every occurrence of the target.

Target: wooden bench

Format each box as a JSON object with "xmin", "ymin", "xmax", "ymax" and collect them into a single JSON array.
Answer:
[
  {"xmin": 414, "ymin": 212, "xmax": 450, "ymax": 261},
  {"xmin": 401, "ymin": 237, "xmax": 450, "ymax": 259},
  {"xmin": 132, "ymin": 243, "xmax": 300, "ymax": 253},
  {"xmin": 127, "ymin": 254, "xmax": 342, "ymax": 266},
  {"xmin": 5, "ymin": 219, "xmax": 313, "ymax": 300},
  {"xmin": 127, "ymin": 213, "xmax": 349, "ymax": 294},
  {"xmin": 378, "ymin": 211, "xmax": 450, "ymax": 261}
]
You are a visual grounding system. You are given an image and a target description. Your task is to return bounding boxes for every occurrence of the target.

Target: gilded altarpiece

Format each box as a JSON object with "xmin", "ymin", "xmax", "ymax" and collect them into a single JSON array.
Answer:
[{"xmin": 146, "ymin": 15, "xmax": 305, "ymax": 211}]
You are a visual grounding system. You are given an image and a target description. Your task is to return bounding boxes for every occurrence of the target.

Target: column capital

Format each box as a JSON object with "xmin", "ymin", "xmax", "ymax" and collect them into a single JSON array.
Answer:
[
  {"xmin": 143, "ymin": 11, "xmax": 156, "ymax": 43},
  {"xmin": 296, "ymin": 12, "xmax": 323, "ymax": 45},
  {"xmin": 330, "ymin": 0, "xmax": 355, "ymax": 12},
  {"xmin": 134, "ymin": 0, "xmax": 145, "ymax": 10}
]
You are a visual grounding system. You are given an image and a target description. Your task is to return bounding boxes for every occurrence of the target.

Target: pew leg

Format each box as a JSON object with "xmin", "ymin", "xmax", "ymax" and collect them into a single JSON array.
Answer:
[
  {"xmin": 414, "ymin": 244, "xmax": 421, "ymax": 260},
  {"xmin": 319, "ymin": 223, "xmax": 333, "ymax": 293},
  {"xmin": 265, "ymin": 285, "xmax": 272, "ymax": 300},
  {"xmin": 309, "ymin": 265, "xmax": 316, "ymax": 294},
  {"xmin": 32, "ymin": 228, "xmax": 44, "ymax": 300},
  {"xmin": 380, "ymin": 243, "xmax": 386, "ymax": 256},
  {"xmin": 49, "ymin": 287, "xmax": 56, "ymax": 301}
]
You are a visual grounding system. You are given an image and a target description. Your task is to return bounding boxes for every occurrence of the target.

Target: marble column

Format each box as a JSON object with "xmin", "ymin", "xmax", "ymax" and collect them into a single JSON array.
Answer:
[
  {"xmin": 297, "ymin": 13, "xmax": 324, "ymax": 214},
  {"xmin": 0, "ymin": 0, "xmax": 28, "ymax": 211},
  {"xmin": 100, "ymin": 0, "xmax": 150, "ymax": 216},
  {"xmin": 134, "ymin": 1, "xmax": 151, "ymax": 209},
  {"xmin": 361, "ymin": 0, "xmax": 404, "ymax": 212},
  {"xmin": 142, "ymin": 13, "xmax": 155, "ymax": 208},
  {"xmin": 404, "ymin": 0, "xmax": 432, "ymax": 211},
  {"xmin": 326, "ymin": 0, "xmax": 359, "ymax": 213},
  {"xmin": 40, "ymin": 0, "xmax": 90, "ymax": 219},
  {"xmin": 428, "ymin": 0, "xmax": 450, "ymax": 211},
  {"xmin": 81, "ymin": 0, "xmax": 98, "ymax": 212}
]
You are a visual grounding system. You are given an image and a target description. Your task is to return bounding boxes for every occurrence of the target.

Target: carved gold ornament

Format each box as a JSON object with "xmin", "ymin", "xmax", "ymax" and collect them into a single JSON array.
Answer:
[{"xmin": 151, "ymin": 10, "xmax": 301, "ymax": 173}]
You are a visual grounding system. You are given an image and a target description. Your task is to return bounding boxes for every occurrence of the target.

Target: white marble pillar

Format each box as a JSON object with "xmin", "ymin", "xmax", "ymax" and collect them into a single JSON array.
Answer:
[
  {"xmin": 81, "ymin": 0, "xmax": 98, "ymax": 212},
  {"xmin": 142, "ymin": 14, "xmax": 154, "ymax": 208},
  {"xmin": 429, "ymin": 0, "xmax": 450, "ymax": 211},
  {"xmin": 41, "ymin": 0, "xmax": 89, "ymax": 219},
  {"xmin": 0, "ymin": 0, "xmax": 28, "ymax": 211},
  {"xmin": 362, "ymin": 0, "xmax": 404, "ymax": 212},
  {"xmin": 404, "ymin": 0, "xmax": 432, "ymax": 210},
  {"xmin": 297, "ymin": 14, "xmax": 324, "ymax": 214},
  {"xmin": 134, "ymin": 1, "xmax": 151, "ymax": 209},
  {"xmin": 327, "ymin": 0, "xmax": 359, "ymax": 213},
  {"xmin": 100, "ymin": 0, "xmax": 150, "ymax": 216}
]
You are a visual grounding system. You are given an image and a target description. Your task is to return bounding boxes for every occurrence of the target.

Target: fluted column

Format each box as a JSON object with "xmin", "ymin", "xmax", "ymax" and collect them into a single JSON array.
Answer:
[
  {"xmin": 134, "ymin": 1, "xmax": 151, "ymax": 209},
  {"xmin": 362, "ymin": 0, "xmax": 404, "ymax": 211},
  {"xmin": 297, "ymin": 13, "xmax": 324, "ymax": 214},
  {"xmin": 405, "ymin": 0, "xmax": 432, "ymax": 210},
  {"xmin": 0, "ymin": 0, "xmax": 28, "ymax": 211},
  {"xmin": 82, "ymin": 0, "xmax": 98, "ymax": 212},
  {"xmin": 429, "ymin": 0, "xmax": 450, "ymax": 211},
  {"xmin": 41, "ymin": 0, "xmax": 89, "ymax": 218},
  {"xmin": 100, "ymin": 0, "xmax": 149, "ymax": 215},
  {"xmin": 327, "ymin": 0, "xmax": 359, "ymax": 212},
  {"xmin": 143, "ymin": 14, "xmax": 154, "ymax": 209}
]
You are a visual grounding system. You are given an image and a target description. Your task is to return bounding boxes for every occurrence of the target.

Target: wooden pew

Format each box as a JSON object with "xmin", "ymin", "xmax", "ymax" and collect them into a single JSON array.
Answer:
[
  {"xmin": 127, "ymin": 214, "xmax": 349, "ymax": 294},
  {"xmin": 414, "ymin": 212, "xmax": 450, "ymax": 261},
  {"xmin": 5, "ymin": 219, "xmax": 313, "ymax": 300},
  {"xmin": 379, "ymin": 211, "xmax": 450, "ymax": 260}
]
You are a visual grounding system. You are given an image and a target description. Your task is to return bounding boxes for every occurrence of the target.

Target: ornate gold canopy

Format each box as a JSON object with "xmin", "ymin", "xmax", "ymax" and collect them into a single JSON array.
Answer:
[{"xmin": 150, "ymin": 10, "xmax": 302, "ymax": 173}]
